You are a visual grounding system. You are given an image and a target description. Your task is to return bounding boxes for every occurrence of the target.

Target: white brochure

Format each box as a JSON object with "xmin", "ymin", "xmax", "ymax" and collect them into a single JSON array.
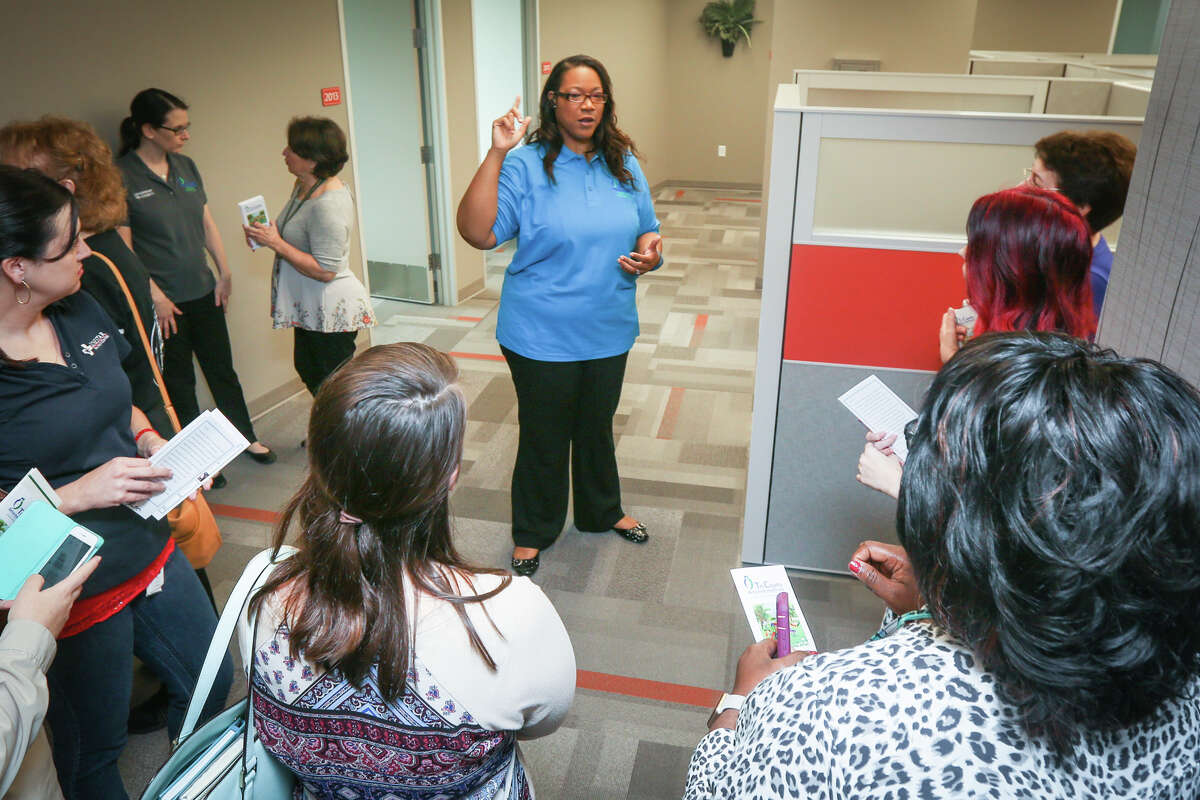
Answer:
[
  {"xmin": 0, "ymin": 468, "xmax": 62, "ymax": 534},
  {"xmin": 838, "ymin": 374, "xmax": 919, "ymax": 463},
  {"xmin": 128, "ymin": 410, "xmax": 249, "ymax": 520},
  {"xmin": 731, "ymin": 564, "xmax": 817, "ymax": 651},
  {"xmin": 238, "ymin": 195, "xmax": 270, "ymax": 251}
]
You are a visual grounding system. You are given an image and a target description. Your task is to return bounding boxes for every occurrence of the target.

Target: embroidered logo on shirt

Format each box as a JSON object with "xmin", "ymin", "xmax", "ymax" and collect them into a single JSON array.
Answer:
[
  {"xmin": 80, "ymin": 332, "xmax": 110, "ymax": 356},
  {"xmin": 132, "ymin": 189, "xmax": 154, "ymax": 200},
  {"xmin": 177, "ymin": 177, "xmax": 199, "ymax": 193}
]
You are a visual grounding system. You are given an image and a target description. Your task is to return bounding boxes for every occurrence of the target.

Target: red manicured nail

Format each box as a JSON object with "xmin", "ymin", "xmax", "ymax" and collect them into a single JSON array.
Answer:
[{"xmin": 848, "ymin": 560, "xmax": 862, "ymax": 574}]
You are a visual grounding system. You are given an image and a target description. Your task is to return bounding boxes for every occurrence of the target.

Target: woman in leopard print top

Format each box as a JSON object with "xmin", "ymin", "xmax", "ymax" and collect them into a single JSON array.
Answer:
[{"xmin": 686, "ymin": 333, "xmax": 1200, "ymax": 799}]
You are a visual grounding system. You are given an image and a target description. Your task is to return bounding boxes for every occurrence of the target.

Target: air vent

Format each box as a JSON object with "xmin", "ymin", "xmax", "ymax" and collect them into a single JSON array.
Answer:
[{"xmin": 832, "ymin": 58, "xmax": 881, "ymax": 72}]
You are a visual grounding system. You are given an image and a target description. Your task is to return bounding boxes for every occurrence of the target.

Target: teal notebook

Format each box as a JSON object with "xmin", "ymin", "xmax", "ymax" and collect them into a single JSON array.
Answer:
[{"xmin": 0, "ymin": 502, "xmax": 103, "ymax": 600}]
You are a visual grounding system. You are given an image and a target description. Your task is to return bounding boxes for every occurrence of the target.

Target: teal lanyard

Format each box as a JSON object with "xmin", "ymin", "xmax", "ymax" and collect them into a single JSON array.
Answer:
[
  {"xmin": 278, "ymin": 178, "xmax": 326, "ymax": 232},
  {"xmin": 869, "ymin": 608, "xmax": 934, "ymax": 641}
]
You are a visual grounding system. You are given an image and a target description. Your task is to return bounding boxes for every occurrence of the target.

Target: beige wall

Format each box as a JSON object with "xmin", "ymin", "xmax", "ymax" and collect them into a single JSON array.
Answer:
[
  {"xmin": 443, "ymin": 0, "xmax": 487, "ymax": 301},
  {"xmin": 663, "ymin": 0, "xmax": 774, "ymax": 185},
  {"xmin": 972, "ymin": 0, "xmax": 1120, "ymax": 53},
  {"xmin": 538, "ymin": 0, "xmax": 673, "ymax": 187},
  {"xmin": 1, "ymin": 0, "xmax": 358, "ymax": 412}
]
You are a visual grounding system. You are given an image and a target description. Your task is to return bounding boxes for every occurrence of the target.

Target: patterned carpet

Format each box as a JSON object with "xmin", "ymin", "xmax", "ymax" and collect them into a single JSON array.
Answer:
[{"xmin": 118, "ymin": 185, "xmax": 885, "ymax": 799}]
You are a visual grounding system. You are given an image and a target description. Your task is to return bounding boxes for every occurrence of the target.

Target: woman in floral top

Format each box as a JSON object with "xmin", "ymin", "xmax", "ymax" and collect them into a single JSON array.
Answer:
[{"xmin": 244, "ymin": 116, "xmax": 374, "ymax": 396}]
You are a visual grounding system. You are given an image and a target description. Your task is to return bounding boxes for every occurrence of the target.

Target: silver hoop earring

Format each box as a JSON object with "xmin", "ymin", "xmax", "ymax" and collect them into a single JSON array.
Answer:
[{"xmin": 15, "ymin": 280, "xmax": 31, "ymax": 305}]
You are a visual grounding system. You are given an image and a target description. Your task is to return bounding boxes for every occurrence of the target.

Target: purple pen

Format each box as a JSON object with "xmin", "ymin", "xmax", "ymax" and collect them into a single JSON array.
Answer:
[{"xmin": 775, "ymin": 591, "xmax": 791, "ymax": 656}]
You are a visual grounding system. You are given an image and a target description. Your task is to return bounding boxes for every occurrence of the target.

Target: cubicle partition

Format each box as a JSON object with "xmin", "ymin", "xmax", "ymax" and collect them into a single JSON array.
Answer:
[
  {"xmin": 791, "ymin": 69, "xmax": 1152, "ymax": 118},
  {"xmin": 742, "ymin": 84, "xmax": 1143, "ymax": 572}
]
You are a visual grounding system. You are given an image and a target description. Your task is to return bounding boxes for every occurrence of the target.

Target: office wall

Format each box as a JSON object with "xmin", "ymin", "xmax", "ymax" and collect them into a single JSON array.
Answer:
[
  {"xmin": 0, "ymin": 0, "xmax": 358, "ymax": 412},
  {"xmin": 972, "ymin": 0, "xmax": 1120, "ymax": 53},
  {"xmin": 662, "ymin": 0, "xmax": 775, "ymax": 185},
  {"xmin": 538, "ymin": 0, "xmax": 673, "ymax": 187}
]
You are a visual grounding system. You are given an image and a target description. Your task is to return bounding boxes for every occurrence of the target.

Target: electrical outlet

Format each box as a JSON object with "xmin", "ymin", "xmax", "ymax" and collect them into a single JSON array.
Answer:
[{"xmin": 718, "ymin": 145, "xmax": 727, "ymax": 157}]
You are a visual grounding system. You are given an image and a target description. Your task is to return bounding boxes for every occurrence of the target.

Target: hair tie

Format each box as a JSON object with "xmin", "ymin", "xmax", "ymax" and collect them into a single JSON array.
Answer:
[{"xmin": 338, "ymin": 510, "xmax": 363, "ymax": 525}]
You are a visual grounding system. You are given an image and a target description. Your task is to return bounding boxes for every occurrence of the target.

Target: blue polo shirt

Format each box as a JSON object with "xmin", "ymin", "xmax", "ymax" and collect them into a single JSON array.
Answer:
[{"xmin": 491, "ymin": 144, "xmax": 661, "ymax": 361}]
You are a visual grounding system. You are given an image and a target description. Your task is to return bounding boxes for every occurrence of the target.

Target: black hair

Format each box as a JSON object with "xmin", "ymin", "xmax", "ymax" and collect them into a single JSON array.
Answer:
[
  {"xmin": 0, "ymin": 164, "xmax": 78, "ymax": 263},
  {"xmin": 898, "ymin": 331, "xmax": 1200, "ymax": 752},
  {"xmin": 287, "ymin": 116, "xmax": 349, "ymax": 179},
  {"xmin": 527, "ymin": 54, "xmax": 639, "ymax": 188},
  {"xmin": 1035, "ymin": 131, "xmax": 1136, "ymax": 233},
  {"xmin": 118, "ymin": 88, "xmax": 189, "ymax": 156}
]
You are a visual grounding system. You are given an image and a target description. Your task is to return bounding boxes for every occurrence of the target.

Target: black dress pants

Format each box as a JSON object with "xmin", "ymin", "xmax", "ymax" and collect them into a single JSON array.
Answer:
[
  {"xmin": 502, "ymin": 346, "xmax": 628, "ymax": 550},
  {"xmin": 294, "ymin": 328, "xmax": 358, "ymax": 396},
  {"xmin": 162, "ymin": 292, "xmax": 258, "ymax": 442}
]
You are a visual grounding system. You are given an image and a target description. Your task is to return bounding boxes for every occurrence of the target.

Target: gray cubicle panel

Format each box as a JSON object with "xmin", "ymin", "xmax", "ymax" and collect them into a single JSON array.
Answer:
[{"xmin": 762, "ymin": 364, "xmax": 930, "ymax": 571}]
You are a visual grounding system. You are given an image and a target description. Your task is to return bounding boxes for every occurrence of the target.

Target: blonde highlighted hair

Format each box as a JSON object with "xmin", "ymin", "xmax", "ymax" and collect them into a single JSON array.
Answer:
[{"xmin": 0, "ymin": 116, "xmax": 128, "ymax": 233}]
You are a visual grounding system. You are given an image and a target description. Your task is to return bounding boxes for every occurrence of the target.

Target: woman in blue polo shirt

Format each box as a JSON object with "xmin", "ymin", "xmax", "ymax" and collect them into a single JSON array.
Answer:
[{"xmin": 458, "ymin": 55, "xmax": 663, "ymax": 578}]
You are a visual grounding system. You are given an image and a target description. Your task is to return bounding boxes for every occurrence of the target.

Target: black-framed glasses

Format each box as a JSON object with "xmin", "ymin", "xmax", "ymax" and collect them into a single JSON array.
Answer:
[
  {"xmin": 157, "ymin": 124, "xmax": 191, "ymax": 135},
  {"xmin": 555, "ymin": 91, "xmax": 608, "ymax": 105}
]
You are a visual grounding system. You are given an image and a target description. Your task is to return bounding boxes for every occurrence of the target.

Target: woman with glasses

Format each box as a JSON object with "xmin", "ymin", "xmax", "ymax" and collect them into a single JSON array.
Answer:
[
  {"xmin": 689, "ymin": 333, "xmax": 1200, "ymax": 799},
  {"xmin": 857, "ymin": 184, "xmax": 1096, "ymax": 499},
  {"xmin": 116, "ymin": 88, "xmax": 274, "ymax": 479},
  {"xmin": 242, "ymin": 116, "xmax": 375, "ymax": 396},
  {"xmin": 457, "ymin": 55, "xmax": 663, "ymax": 578}
]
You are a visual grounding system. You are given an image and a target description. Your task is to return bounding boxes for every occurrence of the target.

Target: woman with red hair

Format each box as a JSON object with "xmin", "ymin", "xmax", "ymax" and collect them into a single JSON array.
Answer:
[
  {"xmin": 939, "ymin": 184, "xmax": 1096, "ymax": 362},
  {"xmin": 859, "ymin": 185, "xmax": 1097, "ymax": 499}
]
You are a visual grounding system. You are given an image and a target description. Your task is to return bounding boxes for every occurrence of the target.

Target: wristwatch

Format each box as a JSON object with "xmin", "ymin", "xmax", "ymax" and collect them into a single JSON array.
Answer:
[{"xmin": 706, "ymin": 693, "xmax": 745, "ymax": 727}]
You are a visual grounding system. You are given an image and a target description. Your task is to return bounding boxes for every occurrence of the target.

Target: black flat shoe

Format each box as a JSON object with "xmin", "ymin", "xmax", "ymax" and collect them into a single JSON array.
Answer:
[
  {"xmin": 613, "ymin": 522, "xmax": 649, "ymax": 544},
  {"xmin": 210, "ymin": 473, "xmax": 228, "ymax": 490},
  {"xmin": 511, "ymin": 554, "xmax": 540, "ymax": 577},
  {"xmin": 246, "ymin": 447, "xmax": 277, "ymax": 465}
]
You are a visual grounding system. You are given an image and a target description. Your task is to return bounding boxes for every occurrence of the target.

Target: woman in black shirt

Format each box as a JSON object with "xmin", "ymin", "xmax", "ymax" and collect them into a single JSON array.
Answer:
[{"xmin": 0, "ymin": 166, "xmax": 230, "ymax": 799}]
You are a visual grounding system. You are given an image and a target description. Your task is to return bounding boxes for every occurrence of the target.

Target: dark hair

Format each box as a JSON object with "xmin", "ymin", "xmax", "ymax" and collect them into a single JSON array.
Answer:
[
  {"xmin": 250, "ymin": 343, "xmax": 512, "ymax": 702},
  {"xmin": 1035, "ymin": 131, "xmax": 1136, "ymax": 232},
  {"xmin": 0, "ymin": 116, "xmax": 128, "ymax": 233},
  {"xmin": 899, "ymin": 332, "xmax": 1200, "ymax": 751},
  {"xmin": 965, "ymin": 185, "xmax": 1096, "ymax": 340},
  {"xmin": 118, "ymin": 88, "xmax": 188, "ymax": 156},
  {"xmin": 0, "ymin": 165, "xmax": 79, "ymax": 367},
  {"xmin": 286, "ymin": 116, "xmax": 348, "ymax": 179},
  {"xmin": 528, "ymin": 54, "xmax": 639, "ymax": 188}
]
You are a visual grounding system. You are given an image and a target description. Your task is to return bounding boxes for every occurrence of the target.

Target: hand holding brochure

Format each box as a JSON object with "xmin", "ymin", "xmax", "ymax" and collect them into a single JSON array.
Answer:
[
  {"xmin": 731, "ymin": 565, "xmax": 816, "ymax": 651},
  {"xmin": 238, "ymin": 195, "xmax": 270, "ymax": 251},
  {"xmin": 128, "ymin": 410, "xmax": 249, "ymax": 520},
  {"xmin": 837, "ymin": 375, "xmax": 919, "ymax": 463}
]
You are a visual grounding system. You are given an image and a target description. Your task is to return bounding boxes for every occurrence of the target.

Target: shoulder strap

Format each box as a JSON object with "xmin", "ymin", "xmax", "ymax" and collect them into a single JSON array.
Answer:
[
  {"xmin": 178, "ymin": 546, "xmax": 297, "ymax": 742},
  {"xmin": 90, "ymin": 250, "xmax": 181, "ymax": 433}
]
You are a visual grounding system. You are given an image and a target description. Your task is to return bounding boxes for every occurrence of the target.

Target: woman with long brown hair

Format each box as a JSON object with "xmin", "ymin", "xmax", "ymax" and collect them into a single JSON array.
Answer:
[
  {"xmin": 244, "ymin": 343, "xmax": 575, "ymax": 799},
  {"xmin": 457, "ymin": 55, "xmax": 663, "ymax": 577}
]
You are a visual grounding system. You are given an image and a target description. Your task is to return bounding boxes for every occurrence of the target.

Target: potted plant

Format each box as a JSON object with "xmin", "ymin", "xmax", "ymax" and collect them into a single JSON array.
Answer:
[{"xmin": 699, "ymin": 0, "xmax": 762, "ymax": 57}]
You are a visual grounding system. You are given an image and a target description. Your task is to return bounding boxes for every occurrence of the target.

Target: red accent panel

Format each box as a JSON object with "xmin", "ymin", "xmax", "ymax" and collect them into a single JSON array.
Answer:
[{"xmin": 783, "ymin": 244, "xmax": 965, "ymax": 371}]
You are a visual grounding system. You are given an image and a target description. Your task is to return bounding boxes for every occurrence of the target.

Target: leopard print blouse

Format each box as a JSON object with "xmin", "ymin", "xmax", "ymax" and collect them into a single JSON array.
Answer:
[{"xmin": 685, "ymin": 624, "xmax": 1200, "ymax": 798}]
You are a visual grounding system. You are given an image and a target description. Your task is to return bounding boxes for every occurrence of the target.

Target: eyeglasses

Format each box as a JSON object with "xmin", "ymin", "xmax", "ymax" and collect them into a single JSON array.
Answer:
[
  {"xmin": 555, "ymin": 91, "xmax": 608, "ymax": 105},
  {"xmin": 157, "ymin": 124, "xmax": 191, "ymax": 135},
  {"xmin": 1021, "ymin": 167, "xmax": 1059, "ymax": 191}
]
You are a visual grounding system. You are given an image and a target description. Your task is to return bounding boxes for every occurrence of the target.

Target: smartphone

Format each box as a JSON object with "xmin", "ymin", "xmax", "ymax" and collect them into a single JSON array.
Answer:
[
  {"xmin": 38, "ymin": 526, "xmax": 101, "ymax": 588},
  {"xmin": 775, "ymin": 591, "xmax": 791, "ymax": 657}
]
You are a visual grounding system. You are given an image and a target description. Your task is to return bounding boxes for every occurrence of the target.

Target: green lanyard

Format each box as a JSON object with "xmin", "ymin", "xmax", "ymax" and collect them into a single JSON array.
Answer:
[
  {"xmin": 278, "ymin": 178, "xmax": 326, "ymax": 232},
  {"xmin": 869, "ymin": 607, "xmax": 934, "ymax": 641}
]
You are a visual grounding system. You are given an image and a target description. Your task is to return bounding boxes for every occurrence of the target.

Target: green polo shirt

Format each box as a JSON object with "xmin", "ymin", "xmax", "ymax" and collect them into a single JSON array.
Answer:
[{"xmin": 116, "ymin": 151, "xmax": 216, "ymax": 303}]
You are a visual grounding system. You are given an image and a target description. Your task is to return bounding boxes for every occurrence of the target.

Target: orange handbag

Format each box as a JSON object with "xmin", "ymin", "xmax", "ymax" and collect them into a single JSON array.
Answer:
[{"xmin": 91, "ymin": 250, "xmax": 223, "ymax": 568}]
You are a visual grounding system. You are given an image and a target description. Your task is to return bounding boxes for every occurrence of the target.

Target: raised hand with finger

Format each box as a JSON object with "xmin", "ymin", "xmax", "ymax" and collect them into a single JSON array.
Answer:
[{"xmin": 492, "ymin": 95, "xmax": 531, "ymax": 154}]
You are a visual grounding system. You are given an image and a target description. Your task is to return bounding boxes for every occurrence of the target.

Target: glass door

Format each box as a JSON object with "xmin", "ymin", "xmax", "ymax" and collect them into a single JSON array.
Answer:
[{"xmin": 342, "ymin": 0, "xmax": 439, "ymax": 303}]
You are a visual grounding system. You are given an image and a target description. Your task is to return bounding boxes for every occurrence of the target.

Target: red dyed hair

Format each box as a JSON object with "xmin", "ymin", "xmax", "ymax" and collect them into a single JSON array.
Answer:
[{"xmin": 965, "ymin": 186, "xmax": 1096, "ymax": 340}]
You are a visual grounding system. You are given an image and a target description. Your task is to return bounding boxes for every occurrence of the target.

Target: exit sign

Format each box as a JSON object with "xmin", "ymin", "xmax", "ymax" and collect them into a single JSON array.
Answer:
[
  {"xmin": 541, "ymin": 61, "xmax": 551, "ymax": 75},
  {"xmin": 321, "ymin": 86, "xmax": 342, "ymax": 106}
]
